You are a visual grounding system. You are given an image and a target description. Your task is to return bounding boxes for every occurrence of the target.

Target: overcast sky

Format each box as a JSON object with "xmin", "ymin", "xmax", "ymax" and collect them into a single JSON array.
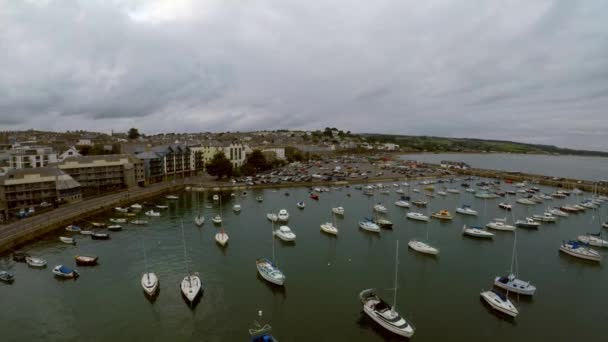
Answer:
[{"xmin": 1, "ymin": 0, "xmax": 608, "ymax": 150}]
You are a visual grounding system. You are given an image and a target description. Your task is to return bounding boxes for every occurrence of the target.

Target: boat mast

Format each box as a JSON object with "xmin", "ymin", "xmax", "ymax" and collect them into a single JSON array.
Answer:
[
  {"xmin": 142, "ymin": 235, "xmax": 149, "ymax": 281},
  {"xmin": 392, "ymin": 240, "xmax": 400, "ymax": 313},
  {"xmin": 271, "ymin": 218, "xmax": 276, "ymax": 264},
  {"xmin": 181, "ymin": 220, "xmax": 191, "ymax": 285}
]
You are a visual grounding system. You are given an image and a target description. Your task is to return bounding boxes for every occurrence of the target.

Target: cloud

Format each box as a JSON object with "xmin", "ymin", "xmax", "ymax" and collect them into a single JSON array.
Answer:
[{"xmin": 1, "ymin": 0, "xmax": 607, "ymax": 151}]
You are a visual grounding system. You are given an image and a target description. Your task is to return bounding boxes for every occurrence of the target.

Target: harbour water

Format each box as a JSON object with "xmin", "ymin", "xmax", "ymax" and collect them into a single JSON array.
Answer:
[
  {"xmin": 401, "ymin": 153, "xmax": 608, "ymax": 181},
  {"xmin": 1, "ymin": 183, "xmax": 607, "ymax": 341}
]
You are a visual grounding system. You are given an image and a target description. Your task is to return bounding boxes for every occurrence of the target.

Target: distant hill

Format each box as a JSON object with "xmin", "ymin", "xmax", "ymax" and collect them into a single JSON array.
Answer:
[{"xmin": 360, "ymin": 134, "xmax": 608, "ymax": 157}]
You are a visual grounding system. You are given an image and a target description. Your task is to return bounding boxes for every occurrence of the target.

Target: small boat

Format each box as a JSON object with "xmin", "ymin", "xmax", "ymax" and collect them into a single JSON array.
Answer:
[
  {"xmin": 12, "ymin": 251, "xmax": 29, "ymax": 262},
  {"xmin": 559, "ymin": 240, "xmax": 601, "ymax": 262},
  {"xmin": 516, "ymin": 218, "xmax": 541, "ymax": 229},
  {"xmin": 407, "ymin": 212, "xmax": 429, "ymax": 221},
  {"xmin": 359, "ymin": 219, "xmax": 380, "ymax": 233},
  {"xmin": 296, "ymin": 201, "xmax": 305, "ymax": 209},
  {"xmin": 462, "ymin": 225, "xmax": 494, "ymax": 238},
  {"xmin": 475, "ymin": 191, "xmax": 498, "ymax": 199},
  {"xmin": 412, "ymin": 200, "xmax": 427, "ymax": 207},
  {"xmin": 395, "ymin": 189, "xmax": 405, "ymax": 194},
  {"xmin": 145, "ymin": 210, "xmax": 161, "ymax": 217},
  {"xmin": 213, "ymin": 194, "xmax": 219, "ymax": 201},
  {"xmin": 80, "ymin": 230, "xmax": 93, "ymax": 235},
  {"xmin": 486, "ymin": 218, "xmax": 515, "ymax": 231},
  {"xmin": 560, "ymin": 205, "xmax": 580, "ymax": 213},
  {"xmin": 437, "ymin": 191, "xmax": 447, "ymax": 196},
  {"xmin": 256, "ymin": 258, "xmax": 285, "ymax": 286},
  {"xmin": 75, "ymin": 255, "xmax": 98, "ymax": 266},
  {"xmin": 59, "ymin": 236, "xmax": 75, "ymax": 244},
  {"xmin": 516, "ymin": 198, "xmax": 536, "ymax": 205},
  {"xmin": 26, "ymin": 256, "xmax": 47, "ymax": 268},
  {"xmin": 0, "ymin": 271, "xmax": 15, "ymax": 284},
  {"xmin": 115, "ymin": 207, "xmax": 129, "ymax": 213},
  {"xmin": 320, "ymin": 222, "xmax": 338, "ymax": 235},
  {"xmin": 532, "ymin": 213, "xmax": 557, "ymax": 223},
  {"xmin": 215, "ymin": 229, "xmax": 229, "ymax": 246},
  {"xmin": 447, "ymin": 188, "xmax": 460, "ymax": 194},
  {"xmin": 256, "ymin": 196, "xmax": 264, "ymax": 202},
  {"xmin": 211, "ymin": 215, "xmax": 222, "ymax": 224},
  {"xmin": 603, "ymin": 222, "xmax": 608, "ymax": 229},
  {"xmin": 274, "ymin": 226, "xmax": 296, "ymax": 241},
  {"xmin": 332, "ymin": 206, "xmax": 345, "ymax": 215},
  {"xmin": 577, "ymin": 234, "xmax": 608, "ymax": 248},
  {"xmin": 130, "ymin": 203, "xmax": 143, "ymax": 210},
  {"xmin": 431, "ymin": 210, "xmax": 453, "ymax": 220},
  {"xmin": 53, "ymin": 265, "xmax": 79, "ymax": 278},
  {"xmin": 394, "ymin": 200, "xmax": 410, "ymax": 208},
  {"xmin": 181, "ymin": 274, "xmax": 202, "ymax": 304},
  {"xmin": 408, "ymin": 239, "xmax": 439, "ymax": 255},
  {"xmin": 249, "ymin": 312, "xmax": 278, "ymax": 342},
  {"xmin": 65, "ymin": 225, "xmax": 81, "ymax": 232},
  {"xmin": 277, "ymin": 209, "xmax": 289, "ymax": 222},
  {"xmin": 109, "ymin": 218, "xmax": 127, "ymax": 223},
  {"xmin": 548, "ymin": 208, "xmax": 568, "ymax": 217},
  {"xmin": 130, "ymin": 219, "xmax": 148, "ymax": 225},
  {"xmin": 310, "ymin": 193, "xmax": 319, "ymax": 200},
  {"xmin": 230, "ymin": 192, "xmax": 235, "ymax": 197},
  {"xmin": 480, "ymin": 290, "xmax": 518, "ymax": 317},
  {"xmin": 456, "ymin": 205, "xmax": 478, "ymax": 216},
  {"xmin": 412, "ymin": 188, "xmax": 420, "ymax": 193},
  {"xmin": 233, "ymin": 204, "xmax": 242, "ymax": 212},
  {"xmin": 266, "ymin": 213, "xmax": 278, "ymax": 222},
  {"xmin": 374, "ymin": 218, "xmax": 393, "ymax": 228},
  {"xmin": 141, "ymin": 272, "xmax": 159, "ymax": 297},
  {"xmin": 91, "ymin": 222, "xmax": 105, "ymax": 228},
  {"xmin": 156, "ymin": 205, "xmax": 169, "ymax": 209},
  {"xmin": 107, "ymin": 225, "xmax": 122, "ymax": 231},
  {"xmin": 373, "ymin": 204, "xmax": 388, "ymax": 213},
  {"xmin": 166, "ymin": 195, "xmax": 179, "ymax": 200},
  {"xmin": 499, "ymin": 203, "xmax": 512, "ymax": 211},
  {"xmin": 495, "ymin": 273, "xmax": 537, "ymax": 296},
  {"xmin": 194, "ymin": 215, "xmax": 205, "ymax": 227}
]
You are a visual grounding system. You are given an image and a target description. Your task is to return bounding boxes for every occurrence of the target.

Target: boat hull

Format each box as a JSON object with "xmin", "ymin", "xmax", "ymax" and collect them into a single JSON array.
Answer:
[
  {"xmin": 141, "ymin": 273, "xmax": 159, "ymax": 297},
  {"xmin": 559, "ymin": 246, "xmax": 601, "ymax": 262},
  {"xmin": 480, "ymin": 291, "xmax": 518, "ymax": 317}
]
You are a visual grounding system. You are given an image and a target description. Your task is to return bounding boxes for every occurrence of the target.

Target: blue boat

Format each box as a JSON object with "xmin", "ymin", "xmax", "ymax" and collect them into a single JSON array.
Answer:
[{"xmin": 52, "ymin": 265, "xmax": 79, "ymax": 278}]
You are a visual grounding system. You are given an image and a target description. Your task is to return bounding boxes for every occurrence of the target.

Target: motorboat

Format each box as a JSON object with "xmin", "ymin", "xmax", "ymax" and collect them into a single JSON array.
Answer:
[
  {"xmin": 53, "ymin": 265, "xmax": 79, "ymax": 278},
  {"xmin": 256, "ymin": 258, "xmax": 285, "ymax": 286},
  {"xmin": 75, "ymin": 255, "xmax": 98, "ymax": 266},
  {"xmin": 548, "ymin": 208, "xmax": 568, "ymax": 217},
  {"xmin": 516, "ymin": 218, "xmax": 540, "ymax": 229},
  {"xmin": 495, "ymin": 273, "xmax": 537, "ymax": 297},
  {"xmin": 107, "ymin": 225, "xmax": 122, "ymax": 231},
  {"xmin": 91, "ymin": 222, "xmax": 106, "ymax": 228},
  {"xmin": 408, "ymin": 239, "xmax": 439, "ymax": 255},
  {"xmin": 412, "ymin": 188, "xmax": 420, "ymax": 193},
  {"xmin": 277, "ymin": 209, "xmax": 289, "ymax": 222},
  {"xmin": 181, "ymin": 274, "xmax": 202, "ymax": 304},
  {"xmin": 233, "ymin": 204, "xmax": 242, "ymax": 212},
  {"xmin": 462, "ymin": 225, "xmax": 494, "ymax": 238},
  {"xmin": 516, "ymin": 198, "xmax": 536, "ymax": 205},
  {"xmin": 266, "ymin": 213, "xmax": 278, "ymax": 222},
  {"xmin": 26, "ymin": 256, "xmax": 47, "ymax": 268},
  {"xmin": 480, "ymin": 290, "xmax": 518, "ymax": 317},
  {"xmin": 274, "ymin": 226, "xmax": 296, "ymax": 241},
  {"xmin": 603, "ymin": 222, "xmax": 608, "ymax": 229},
  {"xmin": 91, "ymin": 232, "xmax": 110, "ymax": 240},
  {"xmin": 215, "ymin": 230, "xmax": 229, "ymax": 246},
  {"xmin": 407, "ymin": 212, "xmax": 429, "ymax": 221},
  {"xmin": 431, "ymin": 210, "xmax": 453, "ymax": 220},
  {"xmin": 145, "ymin": 210, "xmax": 161, "ymax": 217},
  {"xmin": 130, "ymin": 203, "xmax": 143, "ymax": 210},
  {"xmin": 332, "ymin": 206, "xmax": 345, "ymax": 215},
  {"xmin": 296, "ymin": 201, "xmax": 306, "ymax": 209},
  {"xmin": 59, "ymin": 236, "xmax": 75, "ymax": 244},
  {"xmin": 456, "ymin": 205, "xmax": 478, "ymax": 216},
  {"xmin": 559, "ymin": 240, "xmax": 601, "ymax": 262},
  {"xmin": 130, "ymin": 219, "xmax": 148, "ymax": 225},
  {"xmin": 373, "ymin": 204, "xmax": 388, "ymax": 213},
  {"xmin": 499, "ymin": 203, "xmax": 512, "ymax": 211},
  {"xmin": 0, "ymin": 271, "xmax": 15, "ymax": 284},
  {"xmin": 109, "ymin": 218, "xmax": 126, "ymax": 223},
  {"xmin": 394, "ymin": 200, "xmax": 410, "ymax": 208},
  {"xmin": 486, "ymin": 218, "xmax": 515, "ymax": 231},
  {"xmin": 166, "ymin": 195, "xmax": 179, "ymax": 200},
  {"xmin": 577, "ymin": 234, "xmax": 608, "ymax": 248},
  {"xmin": 194, "ymin": 215, "xmax": 205, "ymax": 227},
  {"xmin": 65, "ymin": 225, "xmax": 81, "ymax": 232},
  {"xmin": 320, "ymin": 222, "xmax": 338, "ymax": 235},
  {"xmin": 532, "ymin": 213, "xmax": 557, "ymax": 223},
  {"xmin": 212, "ymin": 215, "xmax": 222, "ymax": 224},
  {"xmin": 395, "ymin": 189, "xmax": 405, "ymax": 194},
  {"xmin": 552, "ymin": 192, "xmax": 567, "ymax": 198},
  {"xmin": 359, "ymin": 219, "xmax": 380, "ymax": 233},
  {"xmin": 141, "ymin": 272, "xmax": 159, "ymax": 297}
]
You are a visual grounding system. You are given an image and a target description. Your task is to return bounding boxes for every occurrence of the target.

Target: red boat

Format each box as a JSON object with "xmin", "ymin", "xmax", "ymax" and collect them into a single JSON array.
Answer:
[
  {"xmin": 310, "ymin": 193, "xmax": 319, "ymax": 200},
  {"xmin": 75, "ymin": 255, "xmax": 98, "ymax": 266}
]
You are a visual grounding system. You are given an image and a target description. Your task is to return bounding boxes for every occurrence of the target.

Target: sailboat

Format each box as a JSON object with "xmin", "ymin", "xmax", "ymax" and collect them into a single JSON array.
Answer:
[
  {"xmin": 494, "ymin": 231, "xmax": 536, "ymax": 296},
  {"xmin": 141, "ymin": 236, "xmax": 159, "ymax": 298},
  {"xmin": 409, "ymin": 202, "xmax": 439, "ymax": 255},
  {"xmin": 194, "ymin": 191, "xmax": 204, "ymax": 227},
  {"xmin": 577, "ymin": 206, "xmax": 608, "ymax": 247},
  {"xmin": 359, "ymin": 241, "xmax": 415, "ymax": 338},
  {"xmin": 256, "ymin": 219, "xmax": 286, "ymax": 286},
  {"xmin": 180, "ymin": 220, "xmax": 202, "ymax": 306},
  {"xmin": 320, "ymin": 209, "xmax": 339, "ymax": 235},
  {"xmin": 215, "ymin": 196, "xmax": 229, "ymax": 246}
]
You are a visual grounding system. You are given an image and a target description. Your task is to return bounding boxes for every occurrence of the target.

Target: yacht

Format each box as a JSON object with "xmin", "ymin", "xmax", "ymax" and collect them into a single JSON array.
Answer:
[
  {"xmin": 456, "ymin": 205, "xmax": 478, "ymax": 216},
  {"xmin": 406, "ymin": 212, "xmax": 429, "ymax": 222},
  {"xmin": 373, "ymin": 204, "xmax": 388, "ymax": 213},
  {"xmin": 559, "ymin": 240, "xmax": 601, "ymax": 262},
  {"xmin": 266, "ymin": 213, "xmax": 278, "ymax": 222},
  {"xmin": 447, "ymin": 188, "xmax": 460, "ymax": 194},
  {"xmin": 359, "ymin": 219, "xmax": 380, "ymax": 233},
  {"xmin": 437, "ymin": 191, "xmax": 447, "ymax": 196},
  {"xmin": 499, "ymin": 203, "xmax": 512, "ymax": 211},
  {"xmin": 408, "ymin": 240, "xmax": 439, "ymax": 255},
  {"xmin": 212, "ymin": 215, "xmax": 222, "ymax": 224},
  {"xmin": 141, "ymin": 272, "xmax": 159, "ymax": 297},
  {"xmin": 517, "ymin": 198, "xmax": 536, "ymax": 205},
  {"xmin": 215, "ymin": 229, "xmax": 229, "ymax": 246},
  {"xmin": 256, "ymin": 258, "xmax": 285, "ymax": 286},
  {"xmin": 548, "ymin": 208, "xmax": 568, "ymax": 217},
  {"xmin": 181, "ymin": 274, "xmax": 202, "ymax": 305},
  {"xmin": 486, "ymin": 218, "xmax": 515, "ymax": 231},
  {"xmin": 577, "ymin": 234, "xmax": 608, "ymax": 248},
  {"xmin": 194, "ymin": 215, "xmax": 205, "ymax": 227},
  {"xmin": 462, "ymin": 225, "xmax": 494, "ymax": 238},
  {"xmin": 412, "ymin": 200, "xmax": 427, "ymax": 207},
  {"xmin": 516, "ymin": 218, "xmax": 540, "ymax": 229},
  {"xmin": 480, "ymin": 290, "xmax": 518, "ymax": 317},
  {"xmin": 394, "ymin": 200, "xmax": 410, "ymax": 208},
  {"xmin": 332, "ymin": 206, "xmax": 345, "ymax": 215},
  {"xmin": 320, "ymin": 222, "xmax": 338, "ymax": 235},
  {"xmin": 277, "ymin": 209, "xmax": 289, "ymax": 222},
  {"xmin": 532, "ymin": 213, "xmax": 557, "ymax": 223},
  {"xmin": 431, "ymin": 210, "xmax": 453, "ymax": 220},
  {"xmin": 274, "ymin": 226, "xmax": 296, "ymax": 241}
]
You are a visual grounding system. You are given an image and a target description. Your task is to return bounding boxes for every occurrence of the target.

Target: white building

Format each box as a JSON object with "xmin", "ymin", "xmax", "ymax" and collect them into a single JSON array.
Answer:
[
  {"xmin": 59, "ymin": 146, "xmax": 82, "ymax": 161},
  {"xmin": 262, "ymin": 147, "xmax": 286, "ymax": 160},
  {"xmin": 7, "ymin": 145, "xmax": 58, "ymax": 169},
  {"xmin": 383, "ymin": 143, "xmax": 399, "ymax": 151},
  {"xmin": 190, "ymin": 142, "xmax": 248, "ymax": 170}
]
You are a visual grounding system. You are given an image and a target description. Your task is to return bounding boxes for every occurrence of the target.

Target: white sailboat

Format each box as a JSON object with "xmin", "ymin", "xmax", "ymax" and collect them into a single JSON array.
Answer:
[
  {"xmin": 215, "ymin": 195, "xmax": 229, "ymax": 246},
  {"xmin": 180, "ymin": 221, "xmax": 202, "ymax": 305},
  {"xmin": 409, "ymin": 202, "xmax": 439, "ymax": 255},
  {"xmin": 559, "ymin": 240, "xmax": 601, "ymax": 262},
  {"xmin": 141, "ymin": 236, "xmax": 159, "ymax": 298},
  {"xmin": 194, "ymin": 191, "xmax": 204, "ymax": 227},
  {"xmin": 359, "ymin": 241, "xmax": 415, "ymax": 338},
  {"xmin": 480, "ymin": 290, "xmax": 518, "ymax": 317},
  {"xmin": 321, "ymin": 210, "xmax": 339, "ymax": 235},
  {"xmin": 486, "ymin": 218, "xmax": 516, "ymax": 231},
  {"xmin": 462, "ymin": 225, "xmax": 494, "ymax": 238},
  {"xmin": 494, "ymin": 231, "xmax": 536, "ymax": 296},
  {"xmin": 257, "ymin": 220, "xmax": 286, "ymax": 286}
]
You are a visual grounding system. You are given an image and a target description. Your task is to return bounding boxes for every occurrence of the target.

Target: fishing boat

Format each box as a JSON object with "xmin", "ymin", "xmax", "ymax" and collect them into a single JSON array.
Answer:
[
  {"xmin": 486, "ymin": 218, "xmax": 515, "ymax": 231},
  {"xmin": 212, "ymin": 215, "xmax": 222, "ymax": 224},
  {"xmin": 456, "ymin": 205, "xmax": 478, "ymax": 216},
  {"xmin": 359, "ymin": 241, "xmax": 415, "ymax": 338},
  {"xmin": 480, "ymin": 290, "xmax": 518, "ymax": 317},
  {"xmin": 59, "ymin": 236, "xmax": 75, "ymax": 244},
  {"xmin": 296, "ymin": 201, "xmax": 305, "ymax": 209},
  {"xmin": 53, "ymin": 265, "xmax": 79, "ymax": 278},
  {"xmin": 65, "ymin": 225, "xmax": 81, "ymax": 232},
  {"xmin": 256, "ymin": 196, "xmax": 264, "ymax": 202},
  {"xmin": 109, "ymin": 218, "xmax": 126, "ymax": 223},
  {"xmin": 274, "ymin": 226, "xmax": 296, "ymax": 241},
  {"xmin": 91, "ymin": 232, "xmax": 110, "ymax": 240},
  {"xmin": 499, "ymin": 203, "xmax": 512, "ymax": 211},
  {"xmin": 407, "ymin": 212, "xmax": 429, "ymax": 222},
  {"xmin": 559, "ymin": 240, "xmax": 601, "ymax": 262},
  {"xmin": 373, "ymin": 204, "xmax": 388, "ymax": 213},
  {"xmin": 0, "ymin": 271, "xmax": 15, "ymax": 283},
  {"xmin": 532, "ymin": 213, "xmax": 557, "ymax": 223},
  {"xmin": 431, "ymin": 210, "xmax": 453, "ymax": 220},
  {"xmin": 332, "ymin": 206, "xmax": 345, "ymax": 215},
  {"xmin": 462, "ymin": 225, "xmax": 494, "ymax": 238},
  {"xmin": 180, "ymin": 221, "xmax": 202, "ymax": 305},
  {"xmin": 166, "ymin": 195, "xmax": 179, "ymax": 200},
  {"xmin": 130, "ymin": 203, "xmax": 143, "ymax": 210},
  {"xmin": 75, "ymin": 255, "xmax": 98, "ymax": 266},
  {"xmin": 277, "ymin": 209, "xmax": 289, "ymax": 222},
  {"xmin": 145, "ymin": 210, "xmax": 160, "ymax": 217},
  {"xmin": 516, "ymin": 218, "xmax": 540, "ymax": 229},
  {"xmin": 310, "ymin": 193, "xmax": 319, "ymax": 200},
  {"xmin": 107, "ymin": 225, "xmax": 122, "ymax": 231},
  {"xmin": 548, "ymin": 208, "xmax": 568, "ymax": 217},
  {"xmin": 359, "ymin": 219, "xmax": 380, "ymax": 233},
  {"xmin": 394, "ymin": 200, "xmax": 410, "ymax": 208},
  {"xmin": 266, "ymin": 213, "xmax": 278, "ymax": 222},
  {"xmin": 233, "ymin": 204, "xmax": 242, "ymax": 212},
  {"xmin": 26, "ymin": 256, "xmax": 47, "ymax": 268},
  {"xmin": 577, "ymin": 233, "xmax": 608, "ymax": 248}
]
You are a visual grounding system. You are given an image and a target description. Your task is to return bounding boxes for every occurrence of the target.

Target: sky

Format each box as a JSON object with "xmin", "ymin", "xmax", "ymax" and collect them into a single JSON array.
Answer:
[{"xmin": 1, "ymin": 0, "xmax": 608, "ymax": 151}]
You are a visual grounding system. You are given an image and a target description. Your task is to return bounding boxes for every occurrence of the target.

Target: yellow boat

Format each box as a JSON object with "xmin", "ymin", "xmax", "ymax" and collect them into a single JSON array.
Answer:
[{"xmin": 432, "ymin": 210, "xmax": 453, "ymax": 220}]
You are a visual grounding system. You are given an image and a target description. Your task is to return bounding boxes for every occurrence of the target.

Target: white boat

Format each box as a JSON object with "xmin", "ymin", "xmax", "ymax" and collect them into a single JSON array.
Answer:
[
  {"xmin": 532, "ymin": 213, "xmax": 557, "ymax": 223},
  {"xmin": 516, "ymin": 218, "xmax": 540, "ymax": 229},
  {"xmin": 80, "ymin": 230, "xmax": 93, "ymax": 235},
  {"xmin": 130, "ymin": 219, "xmax": 148, "ymax": 225},
  {"xmin": 498, "ymin": 203, "xmax": 512, "ymax": 211},
  {"xmin": 373, "ymin": 204, "xmax": 388, "ymax": 213},
  {"xmin": 141, "ymin": 272, "xmax": 159, "ymax": 297},
  {"xmin": 257, "ymin": 258, "xmax": 285, "ymax": 286},
  {"xmin": 53, "ymin": 265, "xmax": 78, "ymax": 278},
  {"xmin": 437, "ymin": 191, "xmax": 447, "ymax": 196},
  {"xmin": 431, "ymin": 210, "xmax": 453, "ymax": 220},
  {"xmin": 266, "ymin": 213, "xmax": 278, "ymax": 222},
  {"xmin": 277, "ymin": 209, "xmax": 289, "ymax": 222},
  {"xmin": 212, "ymin": 215, "xmax": 222, "ymax": 224},
  {"xmin": 180, "ymin": 221, "xmax": 202, "ymax": 305},
  {"xmin": 559, "ymin": 240, "xmax": 601, "ymax": 262},
  {"xmin": 359, "ymin": 241, "xmax": 415, "ymax": 338},
  {"xmin": 296, "ymin": 201, "xmax": 306, "ymax": 209},
  {"xmin": 359, "ymin": 220, "xmax": 380, "ymax": 233},
  {"xmin": 115, "ymin": 207, "xmax": 129, "ymax": 213},
  {"xmin": 603, "ymin": 222, "xmax": 608, "ymax": 229},
  {"xmin": 65, "ymin": 225, "xmax": 81, "ymax": 232},
  {"xmin": 401, "ymin": 182, "xmax": 410, "ymax": 187},
  {"xmin": 408, "ymin": 239, "xmax": 439, "ymax": 255},
  {"xmin": 394, "ymin": 200, "xmax": 410, "ymax": 208},
  {"xmin": 412, "ymin": 188, "xmax": 420, "ymax": 193},
  {"xmin": 166, "ymin": 195, "xmax": 179, "ymax": 200},
  {"xmin": 548, "ymin": 208, "xmax": 568, "ymax": 217},
  {"xmin": 109, "ymin": 218, "xmax": 126, "ymax": 223},
  {"xmin": 156, "ymin": 205, "xmax": 169, "ymax": 209},
  {"xmin": 194, "ymin": 215, "xmax": 205, "ymax": 227},
  {"xmin": 233, "ymin": 204, "xmax": 242, "ymax": 212},
  {"xmin": 486, "ymin": 218, "xmax": 515, "ymax": 231},
  {"xmin": 274, "ymin": 226, "xmax": 296, "ymax": 241},
  {"xmin": 130, "ymin": 203, "xmax": 143, "ymax": 210},
  {"xmin": 108, "ymin": 225, "xmax": 122, "ymax": 231},
  {"xmin": 320, "ymin": 222, "xmax": 338, "ymax": 235},
  {"xmin": 395, "ymin": 189, "xmax": 405, "ymax": 194},
  {"xmin": 480, "ymin": 290, "xmax": 518, "ymax": 317},
  {"xmin": 462, "ymin": 225, "xmax": 494, "ymax": 238},
  {"xmin": 332, "ymin": 206, "xmax": 345, "ymax": 215},
  {"xmin": 407, "ymin": 212, "xmax": 429, "ymax": 221},
  {"xmin": 26, "ymin": 256, "xmax": 47, "ymax": 268},
  {"xmin": 465, "ymin": 188, "xmax": 475, "ymax": 193},
  {"xmin": 91, "ymin": 222, "xmax": 105, "ymax": 228},
  {"xmin": 215, "ymin": 229, "xmax": 229, "ymax": 246},
  {"xmin": 494, "ymin": 231, "xmax": 536, "ymax": 296},
  {"xmin": 213, "ymin": 194, "xmax": 219, "ymax": 201},
  {"xmin": 256, "ymin": 196, "xmax": 264, "ymax": 202},
  {"xmin": 516, "ymin": 198, "xmax": 536, "ymax": 205},
  {"xmin": 475, "ymin": 191, "xmax": 498, "ymax": 199},
  {"xmin": 577, "ymin": 234, "xmax": 608, "ymax": 248},
  {"xmin": 145, "ymin": 210, "xmax": 161, "ymax": 217},
  {"xmin": 456, "ymin": 205, "xmax": 478, "ymax": 216},
  {"xmin": 447, "ymin": 188, "xmax": 460, "ymax": 194},
  {"xmin": 59, "ymin": 236, "xmax": 75, "ymax": 244}
]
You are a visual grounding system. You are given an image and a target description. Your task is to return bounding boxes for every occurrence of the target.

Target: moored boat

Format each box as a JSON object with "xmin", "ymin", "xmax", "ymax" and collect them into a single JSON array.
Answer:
[
  {"xmin": 274, "ymin": 226, "xmax": 296, "ymax": 241},
  {"xmin": 480, "ymin": 290, "xmax": 518, "ymax": 317},
  {"xmin": 107, "ymin": 225, "xmax": 122, "ymax": 231},
  {"xmin": 53, "ymin": 265, "xmax": 79, "ymax": 278},
  {"xmin": 462, "ymin": 225, "xmax": 494, "ymax": 238},
  {"xmin": 59, "ymin": 236, "xmax": 75, "ymax": 244},
  {"xmin": 26, "ymin": 256, "xmax": 47, "ymax": 268},
  {"xmin": 499, "ymin": 203, "xmax": 512, "ymax": 211},
  {"xmin": 406, "ymin": 212, "xmax": 429, "ymax": 222},
  {"xmin": 332, "ymin": 206, "xmax": 345, "ymax": 215},
  {"xmin": 408, "ymin": 239, "xmax": 439, "ymax": 255},
  {"xmin": 0, "ymin": 271, "xmax": 15, "ymax": 284},
  {"xmin": 456, "ymin": 205, "xmax": 478, "ymax": 216},
  {"xmin": 394, "ymin": 200, "xmax": 410, "ymax": 208},
  {"xmin": 516, "ymin": 218, "xmax": 541, "ymax": 229},
  {"xmin": 320, "ymin": 222, "xmax": 338, "ymax": 235},
  {"xmin": 256, "ymin": 258, "xmax": 285, "ymax": 286},
  {"xmin": 486, "ymin": 218, "xmax": 516, "ymax": 231},
  {"xmin": 91, "ymin": 232, "xmax": 110, "ymax": 240},
  {"xmin": 359, "ymin": 219, "xmax": 380, "ymax": 233},
  {"xmin": 75, "ymin": 255, "xmax": 98, "ymax": 266},
  {"xmin": 577, "ymin": 234, "xmax": 608, "ymax": 248},
  {"xmin": 431, "ymin": 210, "xmax": 453, "ymax": 220},
  {"xmin": 559, "ymin": 240, "xmax": 601, "ymax": 262}
]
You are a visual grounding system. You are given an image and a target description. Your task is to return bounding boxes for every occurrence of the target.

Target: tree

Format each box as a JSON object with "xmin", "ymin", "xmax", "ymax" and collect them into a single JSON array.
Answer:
[
  {"xmin": 241, "ymin": 150, "xmax": 269, "ymax": 175},
  {"xmin": 128, "ymin": 128, "xmax": 140, "ymax": 140},
  {"xmin": 205, "ymin": 151, "xmax": 233, "ymax": 179},
  {"xmin": 285, "ymin": 146, "xmax": 304, "ymax": 162}
]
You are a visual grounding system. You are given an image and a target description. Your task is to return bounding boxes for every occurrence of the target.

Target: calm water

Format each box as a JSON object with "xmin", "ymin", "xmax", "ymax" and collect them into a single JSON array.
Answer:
[
  {"xmin": 1, "ymin": 183, "xmax": 607, "ymax": 341},
  {"xmin": 401, "ymin": 153, "xmax": 608, "ymax": 181}
]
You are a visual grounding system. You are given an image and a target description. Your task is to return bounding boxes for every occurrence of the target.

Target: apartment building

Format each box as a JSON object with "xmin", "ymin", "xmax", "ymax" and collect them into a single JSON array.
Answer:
[
  {"xmin": 7, "ymin": 145, "xmax": 58, "ymax": 169},
  {"xmin": 190, "ymin": 142, "xmax": 248, "ymax": 170},
  {"xmin": 134, "ymin": 144, "xmax": 192, "ymax": 183}
]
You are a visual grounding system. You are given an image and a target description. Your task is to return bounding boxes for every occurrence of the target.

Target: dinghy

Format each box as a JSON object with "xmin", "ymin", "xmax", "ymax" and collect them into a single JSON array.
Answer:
[{"xmin": 26, "ymin": 256, "xmax": 47, "ymax": 268}]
